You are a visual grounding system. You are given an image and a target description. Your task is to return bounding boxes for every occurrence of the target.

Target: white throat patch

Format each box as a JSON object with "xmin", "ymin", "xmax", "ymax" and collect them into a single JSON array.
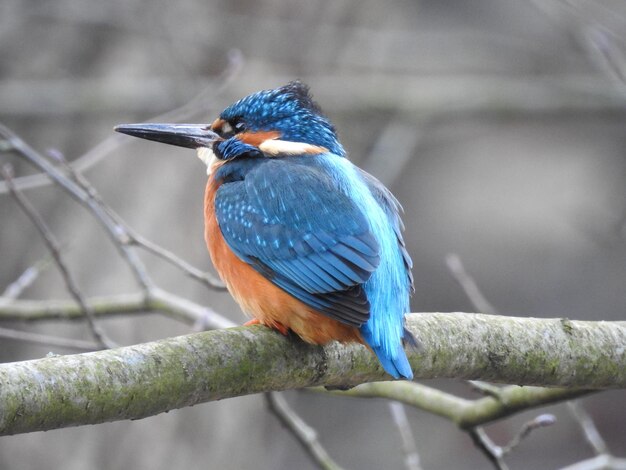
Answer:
[
  {"xmin": 196, "ymin": 147, "xmax": 219, "ymax": 175},
  {"xmin": 195, "ymin": 140, "xmax": 327, "ymax": 176}
]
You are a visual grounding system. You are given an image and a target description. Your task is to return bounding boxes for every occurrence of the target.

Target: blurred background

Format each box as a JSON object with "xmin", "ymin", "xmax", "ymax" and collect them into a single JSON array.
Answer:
[{"xmin": 1, "ymin": 0, "xmax": 625, "ymax": 468}]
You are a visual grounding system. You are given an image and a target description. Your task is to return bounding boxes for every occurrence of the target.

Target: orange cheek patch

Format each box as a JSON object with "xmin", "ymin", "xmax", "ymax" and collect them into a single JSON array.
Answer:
[{"xmin": 237, "ymin": 130, "xmax": 282, "ymax": 147}]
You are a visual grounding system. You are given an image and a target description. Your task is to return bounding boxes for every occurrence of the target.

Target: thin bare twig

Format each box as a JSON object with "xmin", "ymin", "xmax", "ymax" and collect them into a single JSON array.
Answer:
[
  {"xmin": 361, "ymin": 117, "xmax": 422, "ymax": 187},
  {"xmin": 0, "ymin": 326, "xmax": 98, "ymax": 352},
  {"xmin": 0, "ymin": 292, "xmax": 150, "ymax": 321},
  {"xmin": 1, "ymin": 164, "xmax": 115, "ymax": 349},
  {"xmin": 470, "ymin": 414, "xmax": 556, "ymax": 470},
  {"xmin": 568, "ymin": 401, "xmax": 608, "ymax": 456},
  {"xmin": 0, "ymin": 124, "xmax": 154, "ymax": 291},
  {"xmin": 444, "ymin": 254, "xmax": 614, "ymax": 468},
  {"xmin": 560, "ymin": 455, "xmax": 626, "ymax": 470},
  {"xmin": 500, "ymin": 414, "xmax": 556, "ymax": 454},
  {"xmin": 319, "ymin": 381, "xmax": 590, "ymax": 429},
  {"xmin": 445, "ymin": 253, "xmax": 498, "ymax": 315},
  {"xmin": 584, "ymin": 28, "xmax": 626, "ymax": 92},
  {"xmin": 265, "ymin": 392, "xmax": 345, "ymax": 470},
  {"xmin": 534, "ymin": 0, "xmax": 626, "ymax": 95},
  {"xmin": 0, "ymin": 49, "xmax": 244, "ymax": 194},
  {"xmin": 125, "ymin": 232, "xmax": 225, "ymax": 290},
  {"xmin": 388, "ymin": 401, "xmax": 423, "ymax": 470},
  {"xmin": 445, "ymin": 253, "xmax": 514, "ymax": 469},
  {"xmin": 0, "ymin": 289, "xmax": 235, "ymax": 330},
  {"xmin": 154, "ymin": 48, "xmax": 244, "ymax": 122},
  {"xmin": 1, "ymin": 252, "xmax": 55, "ymax": 300},
  {"xmin": 365, "ymin": 122, "xmax": 423, "ymax": 470},
  {"xmin": 50, "ymin": 148, "xmax": 224, "ymax": 291},
  {"xmin": 148, "ymin": 287, "xmax": 235, "ymax": 330},
  {"xmin": 469, "ymin": 427, "xmax": 509, "ymax": 470},
  {"xmin": 562, "ymin": 401, "xmax": 626, "ymax": 469}
]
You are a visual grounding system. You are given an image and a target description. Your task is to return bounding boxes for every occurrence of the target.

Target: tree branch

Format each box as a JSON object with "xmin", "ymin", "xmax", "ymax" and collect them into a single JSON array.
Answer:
[
  {"xmin": 0, "ymin": 326, "xmax": 99, "ymax": 352},
  {"xmin": 0, "ymin": 123, "xmax": 155, "ymax": 291},
  {"xmin": 1, "ymin": 164, "xmax": 115, "ymax": 349},
  {"xmin": 319, "ymin": 380, "xmax": 589, "ymax": 429},
  {"xmin": 0, "ymin": 48, "xmax": 243, "ymax": 194},
  {"xmin": 0, "ymin": 313, "xmax": 623, "ymax": 436},
  {"xmin": 0, "ymin": 292, "xmax": 151, "ymax": 321},
  {"xmin": 0, "ymin": 288, "xmax": 234, "ymax": 330},
  {"xmin": 404, "ymin": 313, "xmax": 624, "ymax": 389}
]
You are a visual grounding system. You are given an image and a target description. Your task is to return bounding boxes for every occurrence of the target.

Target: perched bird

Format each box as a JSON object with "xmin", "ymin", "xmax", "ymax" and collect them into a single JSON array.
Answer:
[{"xmin": 115, "ymin": 82, "xmax": 415, "ymax": 379}]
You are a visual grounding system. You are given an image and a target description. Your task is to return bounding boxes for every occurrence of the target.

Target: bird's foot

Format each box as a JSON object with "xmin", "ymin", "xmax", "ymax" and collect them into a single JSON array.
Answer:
[
  {"xmin": 272, "ymin": 321, "xmax": 290, "ymax": 336},
  {"xmin": 243, "ymin": 318, "xmax": 290, "ymax": 336}
]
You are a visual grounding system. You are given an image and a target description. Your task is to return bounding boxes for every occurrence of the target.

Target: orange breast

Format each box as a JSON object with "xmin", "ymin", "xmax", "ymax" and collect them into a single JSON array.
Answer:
[{"xmin": 204, "ymin": 175, "xmax": 362, "ymax": 345}]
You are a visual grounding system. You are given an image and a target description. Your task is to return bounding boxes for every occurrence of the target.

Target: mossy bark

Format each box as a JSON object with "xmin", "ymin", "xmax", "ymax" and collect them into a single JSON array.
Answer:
[{"xmin": 0, "ymin": 313, "xmax": 624, "ymax": 435}]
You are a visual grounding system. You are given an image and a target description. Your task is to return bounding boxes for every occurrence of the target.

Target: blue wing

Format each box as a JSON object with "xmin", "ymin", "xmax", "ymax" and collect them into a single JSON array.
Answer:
[{"xmin": 214, "ymin": 159, "xmax": 380, "ymax": 327}]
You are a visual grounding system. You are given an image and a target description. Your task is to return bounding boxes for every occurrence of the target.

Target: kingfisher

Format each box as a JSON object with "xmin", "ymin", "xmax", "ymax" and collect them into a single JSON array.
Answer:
[{"xmin": 115, "ymin": 82, "xmax": 415, "ymax": 379}]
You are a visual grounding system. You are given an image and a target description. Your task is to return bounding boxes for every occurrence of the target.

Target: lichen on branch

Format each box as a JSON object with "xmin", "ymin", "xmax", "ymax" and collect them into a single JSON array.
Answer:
[{"xmin": 0, "ymin": 312, "xmax": 624, "ymax": 436}]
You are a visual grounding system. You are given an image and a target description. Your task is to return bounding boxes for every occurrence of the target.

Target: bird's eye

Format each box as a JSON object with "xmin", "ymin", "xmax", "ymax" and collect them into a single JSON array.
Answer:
[{"xmin": 218, "ymin": 119, "xmax": 245, "ymax": 138}]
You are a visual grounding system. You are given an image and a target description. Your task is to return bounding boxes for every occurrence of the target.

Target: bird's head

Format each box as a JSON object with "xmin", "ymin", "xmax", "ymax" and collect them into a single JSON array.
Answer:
[{"xmin": 115, "ymin": 81, "xmax": 345, "ymax": 174}]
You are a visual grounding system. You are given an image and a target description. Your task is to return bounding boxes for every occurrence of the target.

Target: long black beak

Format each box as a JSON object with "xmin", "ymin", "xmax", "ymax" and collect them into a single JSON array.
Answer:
[{"xmin": 114, "ymin": 123, "xmax": 220, "ymax": 149}]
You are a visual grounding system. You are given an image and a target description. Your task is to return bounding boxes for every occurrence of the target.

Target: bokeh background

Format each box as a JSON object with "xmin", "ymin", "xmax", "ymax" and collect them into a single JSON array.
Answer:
[{"xmin": 1, "ymin": 0, "xmax": 625, "ymax": 468}]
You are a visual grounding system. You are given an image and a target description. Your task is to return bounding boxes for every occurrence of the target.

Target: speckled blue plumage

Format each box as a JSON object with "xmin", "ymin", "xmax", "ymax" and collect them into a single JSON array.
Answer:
[
  {"xmin": 213, "ymin": 82, "xmax": 414, "ymax": 379},
  {"xmin": 220, "ymin": 81, "xmax": 346, "ymax": 157}
]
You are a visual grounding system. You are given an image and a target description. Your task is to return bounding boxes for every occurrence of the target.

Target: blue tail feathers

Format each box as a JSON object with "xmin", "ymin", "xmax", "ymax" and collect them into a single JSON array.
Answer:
[
  {"xmin": 372, "ymin": 344, "xmax": 413, "ymax": 380},
  {"xmin": 360, "ymin": 327, "xmax": 414, "ymax": 380}
]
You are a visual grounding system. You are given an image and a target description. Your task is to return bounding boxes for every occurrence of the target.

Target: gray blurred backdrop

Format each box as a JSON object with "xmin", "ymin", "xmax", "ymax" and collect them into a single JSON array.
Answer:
[{"xmin": 1, "ymin": 0, "xmax": 625, "ymax": 469}]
